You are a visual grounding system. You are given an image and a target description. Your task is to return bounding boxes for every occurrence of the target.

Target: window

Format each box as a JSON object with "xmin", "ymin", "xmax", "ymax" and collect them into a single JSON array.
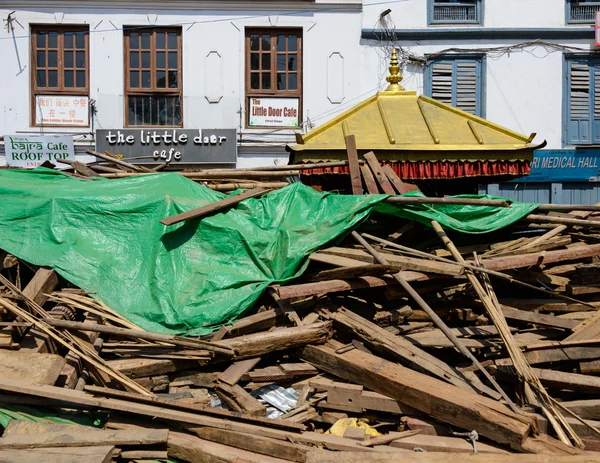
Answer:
[
  {"xmin": 245, "ymin": 29, "xmax": 302, "ymax": 128},
  {"xmin": 567, "ymin": 0, "xmax": 600, "ymax": 24},
  {"xmin": 564, "ymin": 57, "xmax": 600, "ymax": 145},
  {"xmin": 424, "ymin": 57, "xmax": 485, "ymax": 117},
  {"xmin": 428, "ymin": 0, "xmax": 483, "ymax": 25},
  {"xmin": 124, "ymin": 28, "xmax": 182, "ymax": 127},
  {"xmin": 31, "ymin": 26, "xmax": 89, "ymax": 126}
]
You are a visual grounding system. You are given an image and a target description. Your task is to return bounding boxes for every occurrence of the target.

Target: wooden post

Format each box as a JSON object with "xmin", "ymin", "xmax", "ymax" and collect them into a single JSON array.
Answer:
[{"xmin": 344, "ymin": 135, "xmax": 363, "ymax": 195}]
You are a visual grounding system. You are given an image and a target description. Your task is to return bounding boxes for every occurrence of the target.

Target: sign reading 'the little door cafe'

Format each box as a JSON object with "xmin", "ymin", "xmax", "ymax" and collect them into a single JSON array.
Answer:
[
  {"xmin": 96, "ymin": 129, "xmax": 237, "ymax": 165},
  {"xmin": 249, "ymin": 98, "xmax": 299, "ymax": 128}
]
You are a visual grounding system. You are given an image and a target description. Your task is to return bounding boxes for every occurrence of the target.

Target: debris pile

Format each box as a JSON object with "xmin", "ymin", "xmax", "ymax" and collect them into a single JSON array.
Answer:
[{"xmin": 2, "ymin": 150, "xmax": 600, "ymax": 461}]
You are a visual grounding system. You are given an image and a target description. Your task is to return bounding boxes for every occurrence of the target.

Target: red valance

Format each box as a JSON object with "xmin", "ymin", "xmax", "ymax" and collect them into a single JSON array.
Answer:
[{"xmin": 300, "ymin": 160, "xmax": 530, "ymax": 180}]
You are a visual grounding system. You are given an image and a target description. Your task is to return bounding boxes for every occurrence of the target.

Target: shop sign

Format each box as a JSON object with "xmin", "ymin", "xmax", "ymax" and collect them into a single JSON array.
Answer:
[
  {"xmin": 248, "ymin": 98, "xmax": 299, "ymax": 128},
  {"xmin": 96, "ymin": 129, "xmax": 237, "ymax": 164},
  {"xmin": 515, "ymin": 149, "xmax": 600, "ymax": 183},
  {"xmin": 4, "ymin": 135, "xmax": 75, "ymax": 168},
  {"xmin": 35, "ymin": 95, "xmax": 89, "ymax": 126}
]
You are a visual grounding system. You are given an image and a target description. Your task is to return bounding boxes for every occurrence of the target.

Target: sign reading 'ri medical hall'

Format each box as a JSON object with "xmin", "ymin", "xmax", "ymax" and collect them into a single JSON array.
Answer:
[{"xmin": 96, "ymin": 129, "xmax": 237, "ymax": 165}]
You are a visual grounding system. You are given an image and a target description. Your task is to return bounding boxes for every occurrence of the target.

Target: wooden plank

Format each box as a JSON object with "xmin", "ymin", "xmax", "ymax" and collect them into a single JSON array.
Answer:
[
  {"xmin": 358, "ymin": 430, "xmax": 421, "ymax": 447},
  {"xmin": 218, "ymin": 322, "xmax": 333, "ymax": 359},
  {"xmin": 562, "ymin": 400, "xmax": 600, "ymax": 420},
  {"xmin": 0, "ymin": 446, "xmax": 115, "ymax": 463},
  {"xmin": 363, "ymin": 152, "xmax": 395, "ymax": 194},
  {"xmin": 502, "ymin": 308, "xmax": 579, "ymax": 330},
  {"xmin": 3, "ymin": 421, "xmax": 95, "ymax": 436},
  {"xmin": 326, "ymin": 307, "xmax": 473, "ymax": 391},
  {"xmin": 216, "ymin": 382, "xmax": 265, "ymax": 416},
  {"xmin": 478, "ymin": 243, "xmax": 600, "ymax": 272},
  {"xmin": 160, "ymin": 187, "xmax": 269, "ymax": 226},
  {"xmin": 344, "ymin": 134, "xmax": 363, "ymax": 195},
  {"xmin": 307, "ymin": 264, "xmax": 395, "ymax": 281},
  {"xmin": 0, "ymin": 428, "xmax": 169, "ymax": 449},
  {"xmin": 219, "ymin": 358, "xmax": 261, "ymax": 386},
  {"xmin": 381, "ymin": 165, "xmax": 418, "ymax": 194},
  {"xmin": 360, "ymin": 164, "xmax": 379, "ymax": 194},
  {"xmin": 107, "ymin": 358, "xmax": 205, "ymax": 378},
  {"xmin": 276, "ymin": 273, "xmax": 429, "ymax": 300},
  {"xmin": 0, "ymin": 377, "xmax": 305, "ymax": 439},
  {"xmin": 499, "ymin": 299, "xmax": 600, "ymax": 313},
  {"xmin": 299, "ymin": 343, "xmax": 534, "ymax": 451},
  {"xmin": 168, "ymin": 431, "xmax": 291, "ymax": 463},
  {"xmin": 306, "ymin": 451, "xmax": 596, "ymax": 463},
  {"xmin": 565, "ymin": 309, "xmax": 600, "ymax": 342},
  {"xmin": 0, "ymin": 350, "xmax": 65, "ymax": 385},
  {"xmin": 496, "ymin": 366, "xmax": 600, "ymax": 394},
  {"xmin": 320, "ymin": 247, "xmax": 462, "ymax": 276},
  {"xmin": 84, "ymin": 385, "xmax": 302, "ymax": 431},
  {"xmin": 389, "ymin": 434, "xmax": 509, "ymax": 453},
  {"xmin": 228, "ymin": 309, "xmax": 279, "ymax": 337},
  {"xmin": 496, "ymin": 347, "xmax": 600, "ymax": 366},
  {"xmin": 193, "ymin": 427, "xmax": 311, "ymax": 463},
  {"xmin": 44, "ymin": 318, "xmax": 233, "ymax": 356},
  {"xmin": 71, "ymin": 161, "xmax": 98, "ymax": 177}
]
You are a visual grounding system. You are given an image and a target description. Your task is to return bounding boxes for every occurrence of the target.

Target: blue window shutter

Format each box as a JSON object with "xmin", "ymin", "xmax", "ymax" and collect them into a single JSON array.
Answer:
[
  {"xmin": 567, "ymin": 61, "xmax": 592, "ymax": 144},
  {"xmin": 593, "ymin": 64, "xmax": 600, "ymax": 143},
  {"xmin": 427, "ymin": 58, "xmax": 482, "ymax": 117},
  {"xmin": 455, "ymin": 60, "xmax": 479, "ymax": 116}
]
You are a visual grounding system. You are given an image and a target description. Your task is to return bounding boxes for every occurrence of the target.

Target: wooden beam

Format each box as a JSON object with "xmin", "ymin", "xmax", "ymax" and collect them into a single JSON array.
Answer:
[
  {"xmin": 299, "ymin": 344, "xmax": 534, "ymax": 451},
  {"xmin": 381, "ymin": 165, "xmax": 418, "ymax": 194},
  {"xmin": 363, "ymin": 152, "xmax": 395, "ymax": 194},
  {"xmin": 218, "ymin": 358, "xmax": 261, "ymax": 386},
  {"xmin": 344, "ymin": 135, "xmax": 363, "ymax": 195},
  {"xmin": 0, "ymin": 446, "xmax": 116, "ymax": 463},
  {"xmin": 502, "ymin": 308, "xmax": 579, "ymax": 330},
  {"xmin": 359, "ymin": 164, "xmax": 379, "ymax": 195},
  {"xmin": 217, "ymin": 322, "xmax": 333, "ymax": 359},
  {"xmin": 275, "ymin": 273, "xmax": 429, "ymax": 300},
  {"xmin": 496, "ymin": 366, "xmax": 600, "ymax": 394},
  {"xmin": 326, "ymin": 307, "xmax": 473, "ymax": 391},
  {"xmin": 0, "ymin": 428, "xmax": 169, "ymax": 450},
  {"xmin": 160, "ymin": 187, "xmax": 269, "ymax": 226}
]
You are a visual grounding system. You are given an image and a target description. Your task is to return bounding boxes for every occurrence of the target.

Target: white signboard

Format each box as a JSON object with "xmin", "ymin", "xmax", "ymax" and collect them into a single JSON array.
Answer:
[
  {"xmin": 35, "ymin": 95, "xmax": 89, "ymax": 127},
  {"xmin": 249, "ymin": 97, "xmax": 299, "ymax": 128},
  {"xmin": 4, "ymin": 135, "xmax": 75, "ymax": 168}
]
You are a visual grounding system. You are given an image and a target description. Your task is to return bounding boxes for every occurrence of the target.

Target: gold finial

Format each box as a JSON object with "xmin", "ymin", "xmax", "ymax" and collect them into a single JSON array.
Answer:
[{"xmin": 385, "ymin": 49, "xmax": 404, "ymax": 92}]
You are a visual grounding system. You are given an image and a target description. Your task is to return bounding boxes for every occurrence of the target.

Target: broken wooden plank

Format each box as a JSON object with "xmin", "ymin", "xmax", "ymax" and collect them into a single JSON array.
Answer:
[
  {"xmin": 345, "ymin": 135, "xmax": 363, "ymax": 195},
  {"xmin": 0, "ymin": 350, "xmax": 65, "ymax": 385},
  {"xmin": 496, "ymin": 365, "xmax": 600, "ymax": 394},
  {"xmin": 502, "ymin": 308, "xmax": 579, "ymax": 330},
  {"xmin": 219, "ymin": 358, "xmax": 261, "ymax": 386},
  {"xmin": 358, "ymin": 430, "xmax": 421, "ymax": 447},
  {"xmin": 216, "ymin": 382, "xmax": 265, "ymax": 416},
  {"xmin": 0, "ymin": 428, "xmax": 169, "ymax": 449},
  {"xmin": 107, "ymin": 358, "xmax": 206, "ymax": 378},
  {"xmin": 325, "ymin": 307, "xmax": 473, "ymax": 391},
  {"xmin": 217, "ymin": 321, "xmax": 332, "ymax": 359},
  {"xmin": 389, "ymin": 434, "xmax": 509, "ymax": 453},
  {"xmin": 363, "ymin": 152, "xmax": 395, "ymax": 194},
  {"xmin": 299, "ymin": 343, "xmax": 534, "ymax": 451},
  {"xmin": 161, "ymin": 187, "xmax": 270, "ymax": 226},
  {"xmin": 381, "ymin": 165, "xmax": 418, "ymax": 194},
  {"xmin": 276, "ymin": 274, "xmax": 429, "ymax": 300},
  {"xmin": 320, "ymin": 247, "xmax": 462, "ymax": 276},
  {"xmin": 0, "ymin": 446, "xmax": 115, "ymax": 463}
]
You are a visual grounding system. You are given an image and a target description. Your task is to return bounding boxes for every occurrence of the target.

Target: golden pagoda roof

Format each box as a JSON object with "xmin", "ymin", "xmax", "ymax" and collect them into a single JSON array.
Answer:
[{"xmin": 288, "ymin": 51, "xmax": 545, "ymax": 162}]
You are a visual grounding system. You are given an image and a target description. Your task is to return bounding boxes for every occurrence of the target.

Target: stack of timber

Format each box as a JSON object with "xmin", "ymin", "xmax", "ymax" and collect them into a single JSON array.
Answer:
[
  {"xmin": 53, "ymin": 150, "xmax": 359, "ymax": 192},
  {"xmin": 6, "ymin": 152, "xmax": 600, "ymax": 461}
]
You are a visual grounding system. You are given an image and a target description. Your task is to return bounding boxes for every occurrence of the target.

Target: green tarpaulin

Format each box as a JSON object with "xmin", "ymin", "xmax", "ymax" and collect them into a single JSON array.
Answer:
[{"xmin": 0, "ymin": 168, "xmax": 538, "ymax": 335}]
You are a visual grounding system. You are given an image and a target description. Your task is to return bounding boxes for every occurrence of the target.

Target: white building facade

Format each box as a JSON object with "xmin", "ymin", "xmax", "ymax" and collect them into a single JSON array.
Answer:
[
  {"xmin": 2, "ymin": 0, "xmax": 600, "ymax": 181},
  {"xmin": 0, "ymin": 0, "xmax": 366, "ymax": 167}
]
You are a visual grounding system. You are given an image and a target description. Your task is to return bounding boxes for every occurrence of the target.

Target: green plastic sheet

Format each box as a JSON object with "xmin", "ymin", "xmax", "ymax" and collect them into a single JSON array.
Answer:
[
  {"xmin": 0, "ymin": 168, "xmax": 537, "ymax": 335},
  {"xmin": 375, "ymin": 190, "xmax": 539, "ymax": 234}
]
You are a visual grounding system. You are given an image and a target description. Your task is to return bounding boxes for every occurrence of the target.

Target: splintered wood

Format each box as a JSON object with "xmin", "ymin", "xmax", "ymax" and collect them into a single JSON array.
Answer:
[{"xmin": 4, "ymin": 154, "xmax": 600, "ymax": 460}]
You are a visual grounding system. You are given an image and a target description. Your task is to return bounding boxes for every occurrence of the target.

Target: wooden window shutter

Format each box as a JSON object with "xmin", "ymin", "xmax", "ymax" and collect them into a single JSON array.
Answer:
[
  {"xmin": 568, "ymin": 62, "xmax": 591, "ymax": 144},
  {"xmin": 431, "ymin": 61, "xmax": 453, "ymax": 106},
  {"xmin": 455, "ymin": 60, "xmax": 479, "ymax": 116}
]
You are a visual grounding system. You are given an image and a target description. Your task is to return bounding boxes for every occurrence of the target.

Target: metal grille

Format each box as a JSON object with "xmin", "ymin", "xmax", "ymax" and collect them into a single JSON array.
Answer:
[
  {"xmin": 432, "ymin": 2, "xmax": 477, "ymax": 23},
  {"xmin": 570, "ymin": 2, "xmax": 600, "ymax": 22}
]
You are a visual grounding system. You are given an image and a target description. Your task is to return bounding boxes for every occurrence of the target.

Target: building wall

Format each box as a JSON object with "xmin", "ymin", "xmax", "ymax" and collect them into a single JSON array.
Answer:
[
  {"xmin": 360, "ymin": 0, "xmax": 596, "ymax": 151},
  {"xmin": 0, "ymin": 0, "xmax": 364, "ymax": 167}
]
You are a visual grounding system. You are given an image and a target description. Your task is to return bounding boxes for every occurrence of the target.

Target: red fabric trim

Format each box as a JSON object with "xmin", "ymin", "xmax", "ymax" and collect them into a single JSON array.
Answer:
[{"xmin": 300, "ymin": 160, "xmax": 530, "ymax": 180}]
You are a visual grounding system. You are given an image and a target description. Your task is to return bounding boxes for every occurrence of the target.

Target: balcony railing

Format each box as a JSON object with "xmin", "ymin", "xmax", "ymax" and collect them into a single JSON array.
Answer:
[
  {"xmin": 569, "ymin": 2, "xmax": 600, "ymax": 23},
  {"xmin": 432, "ymin": 2, "xmax": 479, "ymax": 24}
]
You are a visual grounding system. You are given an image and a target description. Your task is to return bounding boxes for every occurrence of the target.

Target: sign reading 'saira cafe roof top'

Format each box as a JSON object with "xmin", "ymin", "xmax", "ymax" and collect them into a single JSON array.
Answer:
[
  {"xmin": 96, "ymin": 129, "xmax": 237, "ymax": 165},
  {"xmin": 5, "ymin": 135, "xmax": 75, "ymax": 168}
]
